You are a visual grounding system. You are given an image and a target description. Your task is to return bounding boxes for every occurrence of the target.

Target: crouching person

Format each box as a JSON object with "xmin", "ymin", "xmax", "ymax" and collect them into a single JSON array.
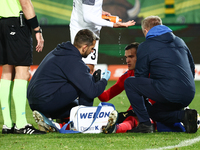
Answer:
[
  {"xmin": 124, "ymin": 16, "xmax": 197, "ymax": 133},
  {"xmin": 27, "ymin": 29, "xmax": 111, "ymax": 132}
]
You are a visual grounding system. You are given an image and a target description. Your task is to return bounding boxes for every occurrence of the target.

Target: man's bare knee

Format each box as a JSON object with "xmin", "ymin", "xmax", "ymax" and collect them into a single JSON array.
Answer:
[
  {"xmin": 15, "ymin": 66, "xmax": 30, "ymax": 80},
  {"xmin": 1, "ymin": 65, "xmax": 15, "ymax": 80}
]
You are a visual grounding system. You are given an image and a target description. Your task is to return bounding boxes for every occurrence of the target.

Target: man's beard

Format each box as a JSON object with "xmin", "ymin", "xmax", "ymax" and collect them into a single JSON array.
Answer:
[{"xmin": 82, "ymin": 54, "xmax": 88, "ymax": 58}]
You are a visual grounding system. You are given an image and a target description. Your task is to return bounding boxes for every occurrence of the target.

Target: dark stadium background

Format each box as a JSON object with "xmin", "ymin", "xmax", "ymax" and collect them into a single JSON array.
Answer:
[{"xmin": 32, "ymin": 25, "xmax": 200, "ymax": 65}]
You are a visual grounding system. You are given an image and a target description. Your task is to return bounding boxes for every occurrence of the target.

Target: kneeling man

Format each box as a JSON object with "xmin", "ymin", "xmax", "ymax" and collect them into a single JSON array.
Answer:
[{"xmin": 27, "ymin": 29, "xmax": 111, "ymax": 132}]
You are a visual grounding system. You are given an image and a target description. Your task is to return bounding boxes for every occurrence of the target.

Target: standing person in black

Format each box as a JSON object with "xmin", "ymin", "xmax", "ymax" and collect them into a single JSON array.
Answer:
[{"xmin": 0, "ymin": 0, "xmax": 45, "ymax": 134}]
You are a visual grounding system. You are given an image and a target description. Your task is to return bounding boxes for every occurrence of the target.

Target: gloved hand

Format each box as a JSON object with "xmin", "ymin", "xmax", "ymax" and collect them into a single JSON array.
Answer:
[
  {"xmin": 93, "ymin": 69, "xmax": 101, "ymax": 82},
  {"xmin": 102, "ymin": 69, "xmax": 111, "ymax": 81}
]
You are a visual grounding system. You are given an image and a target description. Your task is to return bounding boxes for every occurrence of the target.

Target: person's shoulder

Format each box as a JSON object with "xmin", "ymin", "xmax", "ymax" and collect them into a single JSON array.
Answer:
[
  {"xmin": 137, "ymin": 41, "xmax": 149, "ymax": 52},
  {"xmin": 129, "ymin": 70, "xmax": 135, "ymax": 76},
  {"xmin": 121, "ymin": 70, "xmax": 133, "ymax": 77},
  {"xmin": 138, "ymin": 41, "xmax": 149, "ymax": 48},
  {"xmin": 139, "ymin": 38, "xmax": 157, "ymax": 49},
  {"xmin": 118, "ymin": 70, "xmax": 134, "ymax": 82},
  {"xmin": 122, "ymin": 70, "xmax": 128, "ymax": 76},
  {"xmin": 174, "ymin": 34, "xmax": 185, "ymax": 44},
  {"xmin": 171, "ymin": 33, "xmax": 188, "ymax": 49}
]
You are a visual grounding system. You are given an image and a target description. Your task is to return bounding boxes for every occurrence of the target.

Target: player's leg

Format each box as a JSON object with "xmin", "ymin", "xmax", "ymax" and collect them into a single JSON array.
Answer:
[
  {"xmin": 102, "ymin": 111, "xmax": 138, "ymax": 134},
  {"xmin": 117, "ymin": 109, "xmax": 137, "ymax": 123},
  {"xmin": 0, "ymin": 18, "xmax": 15, "ymax": 133},
  {"xmin": 124, "ymin": 77, "xmax": 163, "ymax": 133},
  {"xmin": 125, "ymin": 77, "xmax": 197, "ymax": 133},
  {"xmin": 31, "ymin": 83, "xmax": 79, "ymax": 119},
  {"xmin": 4, "ymin": 17, "xmax": 45, "ymax": 134},
  {"xmin": 149, "ymin": 102, "xmax": 197, "ymax": 133},
  {"xmin": 78, "ymin": 92, "xmax": 94, "ymax": 106},
  {"xmin": 32, "ymin": 100, "xmax": 78, "ymax": 132},
  {"xmin": 13, "ymin": 66, "xmax": 30, "ymax": 129},
  {"xmin": 116, "ymin": 116, "xmax": 138, "ymax": 133},
  {"xmin": 0, "ymin": 65, "xmax": 15, "ymax": 133},
  {"xmin": 13, "ymin": 66, "xmax": 44, "ymax": 134},
  {"xmin": 0, "ymin": 22, "xmax": 12, "ymax": 133},
  {"xmin": 31, "ymin": 83, "xmax": 79, "ymax": 132},
  {"xmin": 102, "ymin": 110, "xmax": 118, "ymax": 134}
]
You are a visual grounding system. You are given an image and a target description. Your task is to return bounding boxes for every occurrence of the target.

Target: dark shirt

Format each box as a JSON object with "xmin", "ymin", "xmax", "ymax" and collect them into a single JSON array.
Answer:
[
  {"xmin": 28, "ymin": 41, "xmax": 107, "ymax": 104},
  {"xmin": 135, "ymin": 25, "xmax": 195, "ymax": 102}
]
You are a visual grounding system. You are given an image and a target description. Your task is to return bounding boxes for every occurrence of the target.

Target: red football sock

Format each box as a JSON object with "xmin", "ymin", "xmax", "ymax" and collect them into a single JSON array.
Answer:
[
  {"xmin": 59, "ymin": 122, "xmax": 70, "ymax": 130},
  {"xmin": 116, "ymin": 116, "xmax": 138, "ymax": 133}
]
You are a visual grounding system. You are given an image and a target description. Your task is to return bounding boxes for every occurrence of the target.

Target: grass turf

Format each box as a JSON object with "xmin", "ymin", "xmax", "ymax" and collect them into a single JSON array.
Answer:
[{"xmin": 0, "ymin": 81, "xmax": 200, "ymax": 150}]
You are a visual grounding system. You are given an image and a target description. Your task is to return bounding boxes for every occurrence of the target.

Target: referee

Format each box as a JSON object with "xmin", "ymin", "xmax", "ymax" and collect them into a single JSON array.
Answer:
[{"xmin": 0, "ymin": 0, "xmax": 45, "ymax": 134}]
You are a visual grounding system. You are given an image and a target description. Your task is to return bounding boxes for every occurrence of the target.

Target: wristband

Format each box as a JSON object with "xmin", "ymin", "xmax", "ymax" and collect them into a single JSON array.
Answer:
[
  {"xmin": 34, "ymin": 28, "xmax": 42, "ymax": 34},
  {"xmin": 27, "ymin": 15, "xmax": 39, "ymax": 29}
]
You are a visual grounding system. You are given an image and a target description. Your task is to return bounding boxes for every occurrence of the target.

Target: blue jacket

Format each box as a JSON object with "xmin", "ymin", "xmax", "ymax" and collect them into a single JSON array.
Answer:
[
  {"xmin": 28, "ymin": 41, "xmax": 107, "ymax": 104},
  {"xmin": 135, "ymin": 25, "xmax": 195, "ymax": 103}
]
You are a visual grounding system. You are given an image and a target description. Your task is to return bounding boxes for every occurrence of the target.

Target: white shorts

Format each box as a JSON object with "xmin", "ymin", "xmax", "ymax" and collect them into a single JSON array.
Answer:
[{"xmin": 70, "ymin": 28, "xmax": 99, "ymax": 65}]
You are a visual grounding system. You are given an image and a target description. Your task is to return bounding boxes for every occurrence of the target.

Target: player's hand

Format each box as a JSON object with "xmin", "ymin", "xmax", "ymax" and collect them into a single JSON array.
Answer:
[
  {"xmin": 113, "ymin": 20, "xmax": 136, "ymax": 28},
  {"xmin": 102, "ymin": 69, "xmax": 111, "ymax": 81},
  {"xmin": 35, "ymin": 33, "xmax": 44, "ymax": 52}
]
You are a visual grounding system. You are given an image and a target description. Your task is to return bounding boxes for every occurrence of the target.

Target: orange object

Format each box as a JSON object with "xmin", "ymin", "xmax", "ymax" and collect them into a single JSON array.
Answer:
[
  {"xmin": 107, "ymin": 65, "xmax": 128, "ymax": 80},
  {"xmin": 29, "ymin": 65, "xmax": 39, "ymax": 81},
  {"xmin": 102, "ymin": 15, "xmax": 122, "ymax": 23}
]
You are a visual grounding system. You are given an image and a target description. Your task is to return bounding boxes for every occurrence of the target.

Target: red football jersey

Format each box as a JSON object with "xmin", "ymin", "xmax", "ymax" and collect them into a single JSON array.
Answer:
[{"xmin": 98, "ymin": 70, "xmax": 155, "ymax": 111}]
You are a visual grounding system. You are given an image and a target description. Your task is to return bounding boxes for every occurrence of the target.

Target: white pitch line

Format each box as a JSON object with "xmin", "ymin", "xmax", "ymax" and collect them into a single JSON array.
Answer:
[{"xmin": 145, "ymin": 136, "xmax": 200, "ymax": 150}]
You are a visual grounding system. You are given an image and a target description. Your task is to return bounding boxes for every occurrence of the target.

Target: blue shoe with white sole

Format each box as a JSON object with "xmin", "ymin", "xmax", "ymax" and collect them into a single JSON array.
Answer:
[{"xmin": 33, "ymin": 110, "xmax": 59, "ymax": 132}]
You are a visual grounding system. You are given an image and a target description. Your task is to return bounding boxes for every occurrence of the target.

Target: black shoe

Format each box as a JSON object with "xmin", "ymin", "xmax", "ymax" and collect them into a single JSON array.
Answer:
[
  {"xmin": 183, "ymin": 109, "xmax": 197, "ymax": 133},
  {"xmin": 2, "ymin": 124, "xmax": 15, "ymax": 134},
  {"xmin": 14, "ymin": 124, "xmax": 46, "ymax": 134},
  {"xmin": 127, "ymin": 123, "xmax": 154, "ymax": 133},
  {"xmin": 117, "ymin": 110, "xmax": 136, "ymax": 123}
]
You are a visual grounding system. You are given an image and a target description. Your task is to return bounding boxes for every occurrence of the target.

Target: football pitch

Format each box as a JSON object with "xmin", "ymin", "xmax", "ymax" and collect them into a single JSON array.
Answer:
[{"xmin": 0, "ymin": 81, "xmax": 200, "ymax": 150}]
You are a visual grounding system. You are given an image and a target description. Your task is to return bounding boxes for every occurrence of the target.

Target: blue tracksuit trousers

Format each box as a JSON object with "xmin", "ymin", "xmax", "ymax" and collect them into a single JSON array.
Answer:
[
  {"xmin": 29, "ymin": 82, "xmax": 93, "ymax": 119},
  {"xmin": 124, "ymin": 77, "xmax": 189, "ymax": 125}
]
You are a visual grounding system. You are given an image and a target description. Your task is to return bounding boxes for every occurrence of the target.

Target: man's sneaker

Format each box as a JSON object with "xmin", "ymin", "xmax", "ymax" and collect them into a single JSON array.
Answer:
[
  {"xmin": 102, "ymin": 110, "xmax": 118, "ymax": 134},
  {"xmin": 14, "ymin": 124, "xmax": 46, "ymax": 134},
  {"xmin": 33, "ymin": 110, "xmax": 59, "ymax": 132},
  {"xmin": 183, "ymin": 109, "xmax": 197, "ymax": 133},
  {"xmin": 127, "ymin": 123, "xmax": 154, "ymax": 133},
  {"xmin": 2, "ymin": 124, "xmax": 15, "ymax": 134}
]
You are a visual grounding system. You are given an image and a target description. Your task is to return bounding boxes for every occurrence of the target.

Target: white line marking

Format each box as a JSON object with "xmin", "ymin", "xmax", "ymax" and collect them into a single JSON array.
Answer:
[{"xmin": 145, "ymin": 136, "xmax": 200, "ymax": 150}]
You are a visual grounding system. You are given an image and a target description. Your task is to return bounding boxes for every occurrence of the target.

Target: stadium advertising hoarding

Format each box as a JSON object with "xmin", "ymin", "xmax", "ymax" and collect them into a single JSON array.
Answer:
[
  {"xmin": 31, "ymin": 25, "xmax": 200, "ymax": 65},
  {"xmin": 107, "ymin": 64, "xmax": 200, "ymax": 81},
  {"xmin": 0, "ymin": 64, "xmax": 199, "ymax": 81}
]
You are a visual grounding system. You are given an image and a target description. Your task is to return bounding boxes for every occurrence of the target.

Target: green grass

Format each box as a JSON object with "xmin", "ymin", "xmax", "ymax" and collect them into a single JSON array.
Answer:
[{"xmin": 0, "ymin": 81, "xmax": 200, "ymax": 150}]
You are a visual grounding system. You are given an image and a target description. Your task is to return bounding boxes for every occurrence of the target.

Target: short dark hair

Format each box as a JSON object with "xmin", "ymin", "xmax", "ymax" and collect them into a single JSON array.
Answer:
[
  {"xmin": 125, "ymin": 42, "xmax": 139, "ymax": 51},
  {"xmin": 74, "ymin": 29, "xmax": 99, "ymax": 48}
]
